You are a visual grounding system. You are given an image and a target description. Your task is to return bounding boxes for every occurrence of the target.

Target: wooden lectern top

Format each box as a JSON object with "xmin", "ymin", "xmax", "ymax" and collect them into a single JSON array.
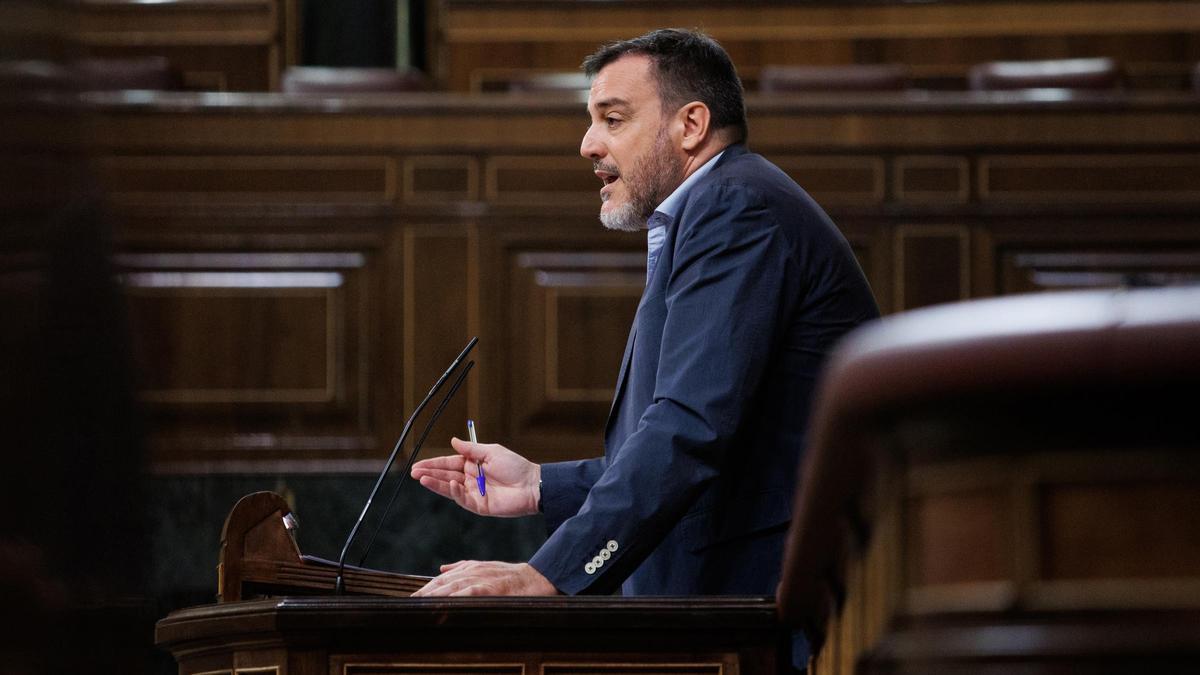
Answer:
[{"xmin": 218, "ymin": 491, "xmax": 429, "ymax": 602}]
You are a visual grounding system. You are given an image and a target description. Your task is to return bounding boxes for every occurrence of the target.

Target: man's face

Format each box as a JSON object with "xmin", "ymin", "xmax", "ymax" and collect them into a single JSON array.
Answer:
[{"xmin": 581, "ymin": 54, "xmax": 684, "ymax": 232}]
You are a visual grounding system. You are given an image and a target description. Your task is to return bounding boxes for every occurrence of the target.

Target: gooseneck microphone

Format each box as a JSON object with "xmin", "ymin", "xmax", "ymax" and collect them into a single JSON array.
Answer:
[
  {"xmin": 357, "ymin": 359, "xmax": 474, "ymax": 567},
  {"xmin": 334, "ymin": 336, "xmax": 478, "ymax": 594}
]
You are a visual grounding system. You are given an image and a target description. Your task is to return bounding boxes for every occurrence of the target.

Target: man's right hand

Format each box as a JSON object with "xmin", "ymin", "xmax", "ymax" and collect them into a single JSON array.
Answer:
[{"xmin": 410, "ymin": 437, "xmax": 541, "ymax": 517}]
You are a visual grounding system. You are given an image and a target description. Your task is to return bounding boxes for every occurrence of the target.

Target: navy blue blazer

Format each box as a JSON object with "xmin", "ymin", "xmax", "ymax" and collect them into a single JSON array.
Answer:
[{"xmin": 528, "ymin": 144, "xmax": 879, "ymax": 596}]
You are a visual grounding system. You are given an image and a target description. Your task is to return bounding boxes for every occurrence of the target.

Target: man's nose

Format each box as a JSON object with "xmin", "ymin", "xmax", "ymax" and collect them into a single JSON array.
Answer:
[{"xmin": 580, "ymin": 125, "xmax": 603, "ymax": 160}]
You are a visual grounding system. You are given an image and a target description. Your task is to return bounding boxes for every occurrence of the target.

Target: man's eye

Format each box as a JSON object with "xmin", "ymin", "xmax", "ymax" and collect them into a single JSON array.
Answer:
[{"xmin": 606, "ymin": 117, "xmax": 621, "ymax": 128}]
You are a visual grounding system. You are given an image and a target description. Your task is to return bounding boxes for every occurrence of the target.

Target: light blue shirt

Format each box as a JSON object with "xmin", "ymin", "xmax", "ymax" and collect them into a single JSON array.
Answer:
[{"xmin": 646, "ymin": 150, "xmax": 725, "ymax": 282}]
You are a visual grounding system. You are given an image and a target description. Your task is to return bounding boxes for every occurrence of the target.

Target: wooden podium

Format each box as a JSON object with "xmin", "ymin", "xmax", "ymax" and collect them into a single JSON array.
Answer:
[
  {"xmin": 158, "ymin": 490, "xmax": 788, "ymax": 675},
  {"xmin": 156, "ymin": 595, "xmax": 785, "ymax": 675}
]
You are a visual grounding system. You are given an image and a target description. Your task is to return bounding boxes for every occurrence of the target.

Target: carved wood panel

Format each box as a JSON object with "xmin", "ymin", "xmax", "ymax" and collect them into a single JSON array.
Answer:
[
  {"xmin": 497, "ymin": 232, "xmax": 644, "ymax": 463},
  {"xmin": 116, "ymin": 250, "xmax": 378, "ymax": 467},
  {"xmin": 400, "ymin": 225, "xmax": 476, "ymax": 459},
  {"xmin": 95, "ymin": 156, "xmax": 398, "ymax": 206}
]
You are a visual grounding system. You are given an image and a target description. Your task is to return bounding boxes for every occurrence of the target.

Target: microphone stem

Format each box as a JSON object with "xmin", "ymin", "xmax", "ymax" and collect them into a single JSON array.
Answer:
[
  {"xmin": 334, "ymin": 337, "xmax": 477, "ymax": 594},
  {"xmin": 357, "ymin": 360, "xmax": 474, "ymax": 568}
]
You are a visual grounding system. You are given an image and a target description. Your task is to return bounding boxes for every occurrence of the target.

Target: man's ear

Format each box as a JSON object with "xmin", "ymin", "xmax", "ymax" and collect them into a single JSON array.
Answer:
[{"xmin": 677, "ymin": 101, "xmax": 711, "ymax": 152}]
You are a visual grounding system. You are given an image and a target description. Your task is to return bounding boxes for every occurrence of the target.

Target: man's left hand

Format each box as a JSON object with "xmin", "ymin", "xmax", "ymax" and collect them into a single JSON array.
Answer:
[{"xmin": 412, "ymin": 561, "xmax": 560, "ymax": 597}]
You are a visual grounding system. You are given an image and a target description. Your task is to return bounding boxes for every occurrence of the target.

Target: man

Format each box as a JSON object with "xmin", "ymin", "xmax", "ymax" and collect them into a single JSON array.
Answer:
[{"xmin": 411, "ymin": 29, "xmax": 878, "ymax": 600}]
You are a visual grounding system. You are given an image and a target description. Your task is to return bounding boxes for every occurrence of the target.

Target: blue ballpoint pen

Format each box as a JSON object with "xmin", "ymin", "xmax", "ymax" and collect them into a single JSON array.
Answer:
[{"xmin": 468, "ymin": 419, "xmax": 485, "ymax": 496}]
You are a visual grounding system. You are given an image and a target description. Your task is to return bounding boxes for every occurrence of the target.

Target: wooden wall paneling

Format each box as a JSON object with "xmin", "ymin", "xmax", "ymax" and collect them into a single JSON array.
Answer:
[
  {"xmin": 401, "ymin": 224, "xmax": 477, "ymax": 460},
  {"xmin": 892, "ymin": 224, "xmax": 970, "ymax": 311},
  {"xmin": 970, "ymin": 224, "xmax": 999, "ymax": 301},
  {"xmin": 541, "ymin": 663, "xmax": 726, "ymax": 675},
  {"xmin": 903, "ymin": 458, "xmax": 1019, "ymax": 616},
  {"xmin": 1000, "ymin": 249, "xmax": 1200, "ymax": 294},
  {"xmin": 984, "ymin": 215, "xmax": 1200, "ymax": 296},
  {"xmin": 0, "ymin": 1, "xmax": 70, "ymax": 62},
  {"xmin": 94, "ymin": 155, "xmax": 398, "ymax": 207},
  {"xmin": 280, "ymin": 0, "xmax": 299, "ymax": 78},
  {"xmin": 231, "ymin": 661, "xmax": 280, "ymax": 675},
  {"xmin": 1041, "ymin": 481, "xmax": 1200, "ymax": 580},
  {"xmin": 497, "ymin": 225, "xmax": 644, "ymax": 464},
  {"xmin": 403, "ymin": 156, "xmax": 480, "ymax": 205},
  {"xmin": 79, "ymin": 91, "xmax": 1200, "ymax": 472},
  {"xmin": 839, "ymin": 543, "xmax": 869, "ymax": 675},
  {"xmin": 485, "ymin": 156, "xmax": 596, "ymax": 207},
  {"xmin": 862, "ymin": 454, "xmax": 903, "ymax": 657},
  {"xmin": 813, "ymin": 446, "xmax": 1200, "ymax": 670},
  {"xmin": 338, "ymin": 662, "xmax": 524, "ymax": 675},
  {"xmin": 980, "ymin": 154, "xmax": 1200, "ymax": 204},
  {"xmin": 894, "ymin": 156, "xmax": 970, "ymax": 204},
  {"xmin": 1025, "ymin": 452, "xmax": 1200, "ymax": 613},
  {"xmin": 772, "ymin": 156, "xmax": 886, "ymax": 206},
  {"xmin": 117, "ymin": 249, "xmax": 379, "ymax": 469}
]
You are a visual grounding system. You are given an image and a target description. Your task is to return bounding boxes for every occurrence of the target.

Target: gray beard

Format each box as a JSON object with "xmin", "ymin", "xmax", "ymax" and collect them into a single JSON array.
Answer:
[
  {"xmin": 598, "ymin": 127, "xmax": 682, "ymax": 233},
  {"xmin": 599, "ymin": 201, "xmax": 644, "ymax": 232}
]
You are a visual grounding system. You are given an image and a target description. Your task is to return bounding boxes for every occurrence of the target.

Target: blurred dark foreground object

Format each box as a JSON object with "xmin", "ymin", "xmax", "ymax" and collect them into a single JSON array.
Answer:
[
  {"xmin": 780, "ymin": 285, "xmax": 1200, "ymax": 673},
  {"xmin": 1, "ymin": 65, "xmax": 153, "ymax": 671}
]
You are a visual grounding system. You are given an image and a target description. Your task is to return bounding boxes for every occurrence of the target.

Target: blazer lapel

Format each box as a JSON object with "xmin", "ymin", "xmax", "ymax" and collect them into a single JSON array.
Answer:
[{"xmin": 604, "ymin": 321, "xmax": 636, "ymax": 447}]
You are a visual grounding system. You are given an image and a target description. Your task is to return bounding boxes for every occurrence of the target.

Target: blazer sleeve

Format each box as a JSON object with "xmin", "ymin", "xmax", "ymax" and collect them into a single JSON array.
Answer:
[
  {"xmin": 527, "ymin": 180, "xmax": 801, "ymax": 595},
  {"xmin": 539, "ymin": 457, "xmax": 607, "ymax": 534}
]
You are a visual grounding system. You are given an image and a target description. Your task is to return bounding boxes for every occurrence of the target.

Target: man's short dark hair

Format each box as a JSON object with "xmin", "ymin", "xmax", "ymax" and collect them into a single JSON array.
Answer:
[{"xmin": 582, "ymin": 28, "xmax": 748, "ymax": 144}]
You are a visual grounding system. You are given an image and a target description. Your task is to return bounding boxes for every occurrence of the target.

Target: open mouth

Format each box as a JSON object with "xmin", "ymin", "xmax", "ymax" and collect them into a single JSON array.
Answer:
[
  {"xmin": 595, "ymin": 164, "xmax": 620, "ymax": 187},
  {"xmin": 595, "ymin": 167, "xmax": 620, "ymax": 203}
]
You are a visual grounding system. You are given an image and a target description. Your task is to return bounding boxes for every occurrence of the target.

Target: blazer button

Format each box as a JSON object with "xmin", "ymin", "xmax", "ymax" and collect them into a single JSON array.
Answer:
[
  {"xmin": 606, "ymin": 540, "xmax": 618, "ymax": 552},
  {"xmin": 592, "ymin": 555, "xmax": 604, "ymax": 568},
  {"xmin": 585, "ymin": 562, "xmax": 596, "ymax": 575},
  {"xmin": 599, "ymin": 548, "xmax": 611, "ymax": 560}
]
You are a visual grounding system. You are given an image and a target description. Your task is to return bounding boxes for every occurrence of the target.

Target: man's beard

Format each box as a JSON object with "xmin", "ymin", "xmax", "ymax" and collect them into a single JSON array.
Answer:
[{"xmin": 598, "ymin": 126, "xmax": 683, "ymax": 233}]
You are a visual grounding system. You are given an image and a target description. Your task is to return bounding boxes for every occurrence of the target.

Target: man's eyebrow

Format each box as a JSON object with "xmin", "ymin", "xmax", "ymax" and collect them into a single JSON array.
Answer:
[{"xmin": 588, "ymin": 97, "xmax": 631, "ymax": 114}]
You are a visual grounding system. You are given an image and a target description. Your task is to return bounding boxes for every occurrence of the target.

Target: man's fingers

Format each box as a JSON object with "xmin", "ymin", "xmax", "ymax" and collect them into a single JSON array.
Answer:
[
  {"xmin": 417, "ymin": 475, "xmax": 460, "ymax": 501},
  {"xmin": 449, "ymin": 436, "xmax": 486, "ymax": 462},
  {"xmin": 413, "ymin": 467, "xmax": 473, "ymax": 483},
  {"xmin": 415, "ymin": 566, "xmax": 471, "ymax": 595},
  {"xmin": 411, "ymin": 455, "xmax": 466, "ymax": 472}
]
